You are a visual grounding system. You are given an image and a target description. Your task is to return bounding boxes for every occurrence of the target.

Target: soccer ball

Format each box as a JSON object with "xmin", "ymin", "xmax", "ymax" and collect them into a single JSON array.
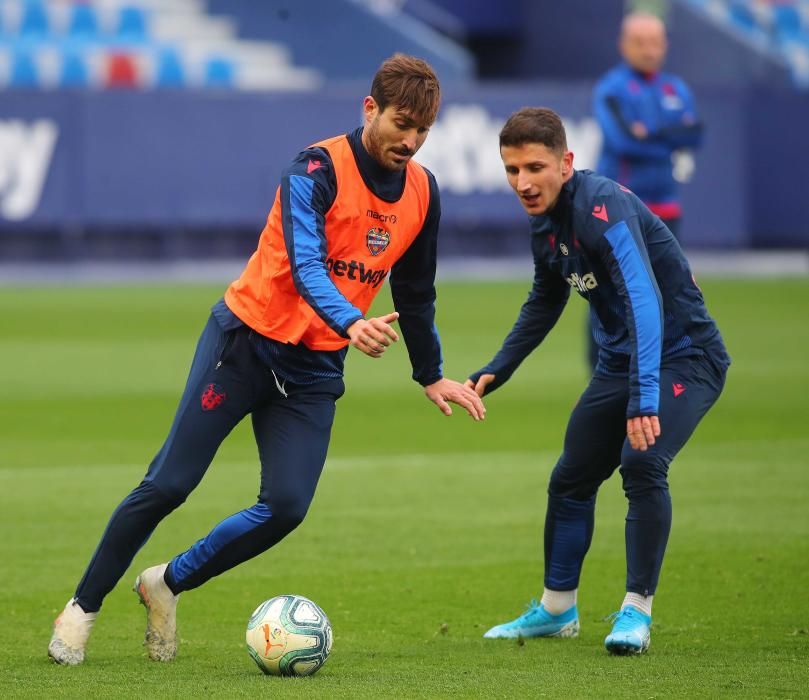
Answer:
[{"xmin": 245, "ymin": 594, "xmax": 332, "ymax": 677}]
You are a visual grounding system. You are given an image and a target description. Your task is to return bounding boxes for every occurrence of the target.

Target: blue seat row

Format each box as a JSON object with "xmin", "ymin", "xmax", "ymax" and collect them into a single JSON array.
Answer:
[
  {"xmin": 3, "ymin": 46, "xmax": 236, "ymax": 88},
  {"xmin": 686, "ymin": 0, "xmax": 809, "ymax": 86},
  {"xmin": 0, "ymin": 1, "xmax": 148, "ymax": 43},
  {"xmin": 725, "ymin": 1, "xmax": 809, "ymax": 45}
]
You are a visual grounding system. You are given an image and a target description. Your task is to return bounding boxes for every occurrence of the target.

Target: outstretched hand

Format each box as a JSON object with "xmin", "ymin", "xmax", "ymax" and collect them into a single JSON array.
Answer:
[
  {"xmin": 347, "ymin": 312, "xmax": 400, "ymax": 358},
  {"xmin": 425, "ymin": 378, "xmax": 486, "ymax": 421},
  {"xmin": 464, "ymin": 373, "xmax": 496, "ymax": 398},
  {"xmin": 626, "ymin": 415, "xmax": 661, "ymax": 451}
]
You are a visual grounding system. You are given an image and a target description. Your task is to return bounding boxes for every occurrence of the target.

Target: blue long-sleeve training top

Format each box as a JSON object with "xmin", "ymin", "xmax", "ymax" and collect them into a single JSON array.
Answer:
[{"xmin": 470, "ymin": 170, "xmax": 729, "ymax": 418}]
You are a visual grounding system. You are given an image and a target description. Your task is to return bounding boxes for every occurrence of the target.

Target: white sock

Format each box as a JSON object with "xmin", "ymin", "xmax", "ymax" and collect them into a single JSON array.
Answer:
[
  {"xmin": 540, "ymin": 587, "xmax": 577, "ymax": 615},
  {"xmin": 622, "ymin": 592, "xmax": 653, "ymax": 617}
]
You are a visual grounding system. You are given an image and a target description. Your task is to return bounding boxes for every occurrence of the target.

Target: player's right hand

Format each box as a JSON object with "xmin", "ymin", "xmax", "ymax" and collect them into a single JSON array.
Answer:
[
  {"xmin": 465, "ymin": 373, "xmax": 496, "ymax": 397},
  {"xmin": 347, "ymin": 312, "xmax": 399, "ymax": 358},
  {"xmin": 626, "ymin": 415, "xmax": 661, "ymax": 451}
]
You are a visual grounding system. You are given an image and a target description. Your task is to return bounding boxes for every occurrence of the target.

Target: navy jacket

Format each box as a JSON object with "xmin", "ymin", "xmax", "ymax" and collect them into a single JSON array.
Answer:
[
  {"xmin": 470, "ymin": 170, "xmax": 729, "ymax": 418},
  {"xmin": 593, "ymin": 63, "xmax": 702, "ymax": 218}
]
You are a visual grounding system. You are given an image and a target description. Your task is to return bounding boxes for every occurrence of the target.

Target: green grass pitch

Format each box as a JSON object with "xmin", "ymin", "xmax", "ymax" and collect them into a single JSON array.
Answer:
[{"xmin": 1, "ymin": 278, "xmax": 807, "ymax": 698}]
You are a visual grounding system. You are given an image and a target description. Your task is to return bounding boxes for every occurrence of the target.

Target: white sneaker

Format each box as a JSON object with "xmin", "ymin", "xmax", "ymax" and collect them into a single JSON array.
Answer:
[
  {"xmin": 48, "ymin": 598, "xmax": 97, "ymax": 665},
  {"xmin": 134, "ymin": 563, "xmax": 179, "ymax": 661}
]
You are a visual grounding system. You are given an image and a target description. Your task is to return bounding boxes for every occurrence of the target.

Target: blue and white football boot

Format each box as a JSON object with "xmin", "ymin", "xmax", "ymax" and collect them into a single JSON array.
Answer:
[
  {"xmin": 483, "ymin": 600, "xmax": 579, "ymax": 639},
  {"xmin": 604, "ymin": 605, "xmax": 652, "ymax": 655}
]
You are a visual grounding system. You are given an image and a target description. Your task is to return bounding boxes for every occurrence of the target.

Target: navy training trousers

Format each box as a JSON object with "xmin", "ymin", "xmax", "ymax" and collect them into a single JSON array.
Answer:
[
  {"xmin": 74, "ymin": 314, "xmax": 344, "ymax": 612},
  {"xmin": 544, "ymin": 351, "xmax": 726, "ymax": 596}
]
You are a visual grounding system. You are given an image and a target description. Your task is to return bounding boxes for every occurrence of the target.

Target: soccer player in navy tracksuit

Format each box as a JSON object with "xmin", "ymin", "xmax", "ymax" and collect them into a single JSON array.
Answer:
[
  {"xmin": 48, "ymin": 54, "xmax": 485, "ymax": 667},
  {"xmin": 467, "ymin": 107, "xmax": 729, "ymax": 655}
]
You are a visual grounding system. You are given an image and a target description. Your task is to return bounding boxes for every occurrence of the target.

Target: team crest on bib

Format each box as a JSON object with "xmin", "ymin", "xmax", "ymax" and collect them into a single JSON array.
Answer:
[{"xmin": 366, "ymin": 227, "xmax": 390, "ymax": 256}]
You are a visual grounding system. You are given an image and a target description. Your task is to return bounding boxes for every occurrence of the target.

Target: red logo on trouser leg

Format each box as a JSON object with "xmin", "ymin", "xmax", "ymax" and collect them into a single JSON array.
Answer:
[
  {"xmin": 201, "ymin": 383, "xmax": 227, "ymax": 411},
  {"xmin": 672, "ymin": 382, "xmax": 686, "ymax": 397}
]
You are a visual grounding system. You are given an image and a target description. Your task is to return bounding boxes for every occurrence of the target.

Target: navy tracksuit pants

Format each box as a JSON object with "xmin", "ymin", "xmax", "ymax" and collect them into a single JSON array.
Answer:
[
  {"xmin": 75, "ymin": 315, "xmax": 344, "ymax": 612},
  {"xmin": 544, "ymin": 351, "xmax": 726, "ymax": 596}
]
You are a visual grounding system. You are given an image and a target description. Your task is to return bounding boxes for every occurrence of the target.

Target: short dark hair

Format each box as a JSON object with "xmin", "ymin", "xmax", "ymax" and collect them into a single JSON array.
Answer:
[
  {"xmin": 499, "ymin": 107, "xmax": 567, "ymax": 153},
  {"xmin": 370, "ymin": 53, "xmax": 441, "ymax": 127}
]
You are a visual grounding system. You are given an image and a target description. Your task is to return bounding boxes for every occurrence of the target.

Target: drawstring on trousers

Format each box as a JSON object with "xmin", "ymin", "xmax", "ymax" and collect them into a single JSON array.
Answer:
[{"xmin": 271, "ymin": 369, "xmax": 288, "ymax": 398}]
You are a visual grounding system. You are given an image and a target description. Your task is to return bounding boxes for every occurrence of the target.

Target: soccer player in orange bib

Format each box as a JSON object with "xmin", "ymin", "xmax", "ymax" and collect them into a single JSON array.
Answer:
[{"xmin": 49, "ymin": 54, "xmax": 485, "ymax": 666}]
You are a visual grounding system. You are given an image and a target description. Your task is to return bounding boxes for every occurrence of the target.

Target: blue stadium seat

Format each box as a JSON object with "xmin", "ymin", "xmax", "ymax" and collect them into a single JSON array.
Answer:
[
  {"xmin": 728, "ymin": 1, "xmax": 757, "ymax": 32},
  {"xmin": 773, "ymin": 4, "xmax": 803, "ymax": 41},
  {"xmin": 155, "ymin": 47, "xmax": 185, "ymax": 87},
  {"xmin": 117, "ymin": 5, "xmax": 148, "ymax": 43},
  {"xmin": 19, "ymin": 0, "xmax": 51, "ymax": 39},
  {"xmin": 68, "ymin": 4, "xmax": 101, "ymax": 40},
  {"xmin": 204, "ymin": 56, "xmax": 235, "ymax": 87},
  {"xmin": 10, "ymin": 49, "xmax": 39, "ymax": 87},
  {"xmin": 60, "ymin": 50, "xmax": 89, "ymax": 88}
]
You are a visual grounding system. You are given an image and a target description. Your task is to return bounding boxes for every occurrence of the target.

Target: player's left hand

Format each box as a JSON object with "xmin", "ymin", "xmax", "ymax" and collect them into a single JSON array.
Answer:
[
  {"xmin": 626, "ymin": 415, "xmax": 661, "ymax": 451},
  {"xmin": 424, "ymin": 378, "xmax": 486, "ymax": 421}
]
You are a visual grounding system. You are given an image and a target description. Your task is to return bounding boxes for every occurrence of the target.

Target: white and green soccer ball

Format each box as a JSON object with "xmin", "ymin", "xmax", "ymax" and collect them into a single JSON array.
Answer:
[{"xmin": 246, "ymin": 594, "xmax": 332, "ymax": 677}]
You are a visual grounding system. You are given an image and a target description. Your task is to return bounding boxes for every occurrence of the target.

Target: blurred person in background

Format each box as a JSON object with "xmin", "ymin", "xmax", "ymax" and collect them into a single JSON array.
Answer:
[
  {"xmin": 467, "ymin": 107, "xmax": 728, "ymax": 655},
  {"xmin": 48, "ymin": 53, "xmax": 485, "ymax": 667},
  {"xmin": 594, "ymin": 12, "xmax": 702, "ymax": 238},
  {"xmin": 589, "ymin": 12, "xmax": 703, "ymax": 368}
]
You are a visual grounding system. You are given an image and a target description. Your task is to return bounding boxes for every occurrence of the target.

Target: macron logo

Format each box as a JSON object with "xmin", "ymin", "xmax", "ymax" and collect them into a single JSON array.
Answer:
[
  {"xmin": 592, "ymin": 203, "xmax": 609, "ymax": 222},
  {"xmin": 307, "ymin": 159, "xmax": 323, "ymax": 174},
  {"xmin": 673, "ymin": 382, "xmax": 686, "ymax": 397}
]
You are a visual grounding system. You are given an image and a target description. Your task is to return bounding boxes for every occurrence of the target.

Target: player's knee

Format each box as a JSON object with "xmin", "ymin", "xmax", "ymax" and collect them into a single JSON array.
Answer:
[
  {"xmin": 549, "ymin": 462, "xmax": 600, "ymax": 500},
  {"xmin": 133, "ymin": 479, "xmax": 188, "ymax": 511},
  {"xmin": 619, "ymin": 452, "xmax": 669, "ymax": 495},
  {"xmin": 150, "ymin": 481, "xmax": 192, "ymax": 508},
  {"xmin": 260, "ymin": 494, "xmax": 311, "ymax": 533}
]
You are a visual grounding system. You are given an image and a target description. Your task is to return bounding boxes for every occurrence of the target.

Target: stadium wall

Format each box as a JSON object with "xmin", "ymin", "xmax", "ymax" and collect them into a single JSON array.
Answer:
[{"xmin": 0, "ymin": 84, "xmax": 805, "ymax": 258}]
